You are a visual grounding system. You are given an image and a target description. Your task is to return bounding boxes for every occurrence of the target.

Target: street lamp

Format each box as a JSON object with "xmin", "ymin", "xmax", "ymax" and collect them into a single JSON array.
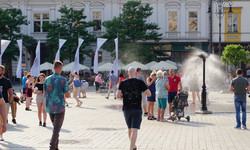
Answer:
[
  {"xmin": 208, "ymin": 0, "xmax": 233, "ymax": 56},
  {"xmin": 195, "ymin": 52, "xmax": 212, "ymax": 114}
]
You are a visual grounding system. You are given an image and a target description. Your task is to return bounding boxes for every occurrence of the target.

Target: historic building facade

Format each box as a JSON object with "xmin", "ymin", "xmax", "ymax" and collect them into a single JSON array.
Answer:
[{"xmin": 0, "ymin": 0, "xmax": 211, "ymax": 77}]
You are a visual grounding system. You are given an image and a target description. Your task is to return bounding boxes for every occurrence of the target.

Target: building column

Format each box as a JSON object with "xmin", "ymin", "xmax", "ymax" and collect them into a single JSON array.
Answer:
[{"xmin": 180, "ymin": 2, "xmax": 186, "ymax": 38}]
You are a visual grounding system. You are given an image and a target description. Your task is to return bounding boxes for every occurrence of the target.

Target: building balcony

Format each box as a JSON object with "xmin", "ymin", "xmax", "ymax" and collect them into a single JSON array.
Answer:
[
  {"xmin": 165, "ymin": 32, "xmax": 180, "ymax": 38},
  {"xmin": 185, "ymin": 31, "xmax": 201, "ymax": 38}
]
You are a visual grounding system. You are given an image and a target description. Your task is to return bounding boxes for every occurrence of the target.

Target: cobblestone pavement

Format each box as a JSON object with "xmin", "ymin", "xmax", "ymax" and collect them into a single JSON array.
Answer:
[{"xmin": 1, "ymin": 86, "xmax": 250, "ymax": 150}]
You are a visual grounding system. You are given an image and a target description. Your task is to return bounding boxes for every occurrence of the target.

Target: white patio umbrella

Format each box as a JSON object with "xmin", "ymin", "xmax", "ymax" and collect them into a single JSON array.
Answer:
[
  {"xmin": 122, "ymin": 61, "xmax": 149, "ymax": 70},
  {"xmin": 145, "ymin": 61, "xmax": 157, "ymax": 68},
  {"xmin": 99, "ymin": 62, "xmax": 113, "ymax": 72},
  {"xmin": 166, "ymin": 60, "xmax": 177, "ymax": 68},
  {"xmin": 63, "ymin": 62, "xmax": 90, "ymax": 72},
  {"xmin": 150, "ymin": 61, "xmax": 177, "ymax": 70},
  {"xmin": 40, "ymin": 62, "xmax": 53, "ymax": 71}
]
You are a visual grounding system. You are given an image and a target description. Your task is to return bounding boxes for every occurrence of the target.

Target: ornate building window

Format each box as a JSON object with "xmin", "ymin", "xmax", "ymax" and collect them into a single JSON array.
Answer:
[
  {"xmin": 168, "ymin": 11, "xmax": 178, "ymax": 31},
  {"xmin": 33, "ymin": 13, "xmax": 49, "ymax": 32},
  {"xmin": 188, "ymin": 11, "xmax": 198, "ymax": 31}
]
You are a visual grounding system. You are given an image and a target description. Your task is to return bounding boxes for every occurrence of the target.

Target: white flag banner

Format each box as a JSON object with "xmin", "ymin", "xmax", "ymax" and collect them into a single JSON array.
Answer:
[
  {"xmin": 16, "ymin": 40, "xmax": 23, "ymax": 78},
  {"xmin": 30, "ymin": 41, "xmax": 41, "ymax": 77},
  {"xmin": 71, "ymin": 38, "xmax": 84, "ymax": 74},
  {"xmin": 112, "ymin": 38, "xmax": 119, "ymax": 76},
  {"xmin": 94, "ymin": 38, "xmax": 107, "ymax": 74},
  {"xmin": 55, "ymin": 39, "xmax": 67, "ymax": 61},
  {"xmin": 0, "ymin": 40, "xmax": 11, "ymax": 65}
]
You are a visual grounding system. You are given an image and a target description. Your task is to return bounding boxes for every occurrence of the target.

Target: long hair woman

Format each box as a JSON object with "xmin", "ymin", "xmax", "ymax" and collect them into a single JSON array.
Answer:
[
  {"xmin": 71, "ymin": 71, "xmax": 83, "ymax": 107},
  {"xmin": 25, "ymin": 74, "xmax": 34, "ymax": 111},
  {"xmin": 146, "ymin": 71, "xmax": 157, "ymax": 120},
  {"xmin": 34, "ymin": 73, "xmax": 47, "ymax": 127}
]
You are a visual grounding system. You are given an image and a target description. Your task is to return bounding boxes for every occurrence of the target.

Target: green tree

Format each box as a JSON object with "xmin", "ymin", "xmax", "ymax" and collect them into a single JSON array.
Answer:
[
  {"xmin": 221, "ymin": 44, "xmax": 250, "ymax": 68},
  {"xmin": 43, "ymin": 6, "xmax": 95, "ymax": 63},
  {"xmin": 0, "ymin": 8, "xmax": 36, "ymax": 64},
  {"xmin": 102, "ymin": 1, "xmax": 162, "ymax": 64}
]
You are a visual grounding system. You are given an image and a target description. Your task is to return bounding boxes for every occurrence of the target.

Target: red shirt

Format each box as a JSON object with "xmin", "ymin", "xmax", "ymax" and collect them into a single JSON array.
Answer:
[{"xmin": 168, "ymin": 75, "xmax": 181, "ymax": 92}]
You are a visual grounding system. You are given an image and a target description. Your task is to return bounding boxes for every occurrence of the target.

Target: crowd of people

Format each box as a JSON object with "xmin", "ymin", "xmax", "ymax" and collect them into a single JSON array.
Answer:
[{"xmin": 0, "ymin": 61, "xmax": 249, "ymax": 150}]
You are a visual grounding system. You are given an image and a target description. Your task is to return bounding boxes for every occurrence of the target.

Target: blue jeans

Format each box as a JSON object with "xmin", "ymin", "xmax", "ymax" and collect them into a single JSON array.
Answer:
[{"xmin": 234, "ymin": 96, "xmax": 247, "ymax": 127}]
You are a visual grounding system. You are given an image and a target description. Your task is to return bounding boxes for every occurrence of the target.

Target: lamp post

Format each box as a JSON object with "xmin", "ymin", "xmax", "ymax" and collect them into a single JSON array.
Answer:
[
  {"xmin": 208, "ymin": 0, "xmax": 233, "ymax": 56},
  {"xmin": 195, "ymin": 52, "xmax": 212, "ymax": 114}
]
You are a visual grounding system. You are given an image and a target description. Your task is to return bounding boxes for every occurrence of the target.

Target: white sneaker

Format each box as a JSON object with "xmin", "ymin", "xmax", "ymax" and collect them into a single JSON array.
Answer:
[{"xmin": 0, "ymin": 135, "xmax": 4, "ymax": 141}]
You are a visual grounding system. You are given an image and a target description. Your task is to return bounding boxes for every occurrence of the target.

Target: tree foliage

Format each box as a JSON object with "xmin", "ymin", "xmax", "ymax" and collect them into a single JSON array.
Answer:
[
  {"xmin": 43, "ymin": 6, "xmax": 95, "ymax": 63},
  {"xmin": 221, "ymin": 44, "xmax": 250, "ymax": 67},
  {"xmin": 0, "ymin": 8, "xmax": 36, "ymax": 63},
  {"xmin": 102, "ymin": 1, "xmax": 161, "ymax": 64}
]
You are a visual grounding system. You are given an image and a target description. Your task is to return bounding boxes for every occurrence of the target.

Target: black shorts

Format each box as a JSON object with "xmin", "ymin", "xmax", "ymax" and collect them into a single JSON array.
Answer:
[
  {"xmin": 168, "ymin": 92, "xmax": 177, "ymax": 104},
  {"xmin": 22, "ymin": 88, "xmax": 27, "ymax": 94},
  {"xmin": 123, "ymin": 109, "xmax": 142, "ymax": 129}
]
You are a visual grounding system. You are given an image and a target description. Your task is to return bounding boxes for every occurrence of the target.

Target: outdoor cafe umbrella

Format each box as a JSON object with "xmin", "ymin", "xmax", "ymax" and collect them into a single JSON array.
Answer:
[
  {"xmin": 40, "ymin": 62, "xmax": 53, "ymax": 71},
  {"xmin": 150, "ymin": 61, "xmax": 177, "ymax": 70},
  {"xmin": 122, "ymin": 61, "xmax": 149, "ymax": 70},
  {"xmin": 145, "ymin": 61, "xmax": 157, "ymax": 68},
  {"xmin": 63, "ymin": 62, "xmax": 90, "ymax": 72}
]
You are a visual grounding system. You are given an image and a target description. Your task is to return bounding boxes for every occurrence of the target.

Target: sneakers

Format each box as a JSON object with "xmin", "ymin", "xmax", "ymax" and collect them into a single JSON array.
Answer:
[
  {"xmin": 144, "ymin": 112, "xmax": 148, "ymax": 116},
  {"xmin": 25, "ymin": 107, "xmax": 32, "ymax": 111},
  {"xmin": 105, "ymin": 97, "xmax": 109, "ymax": 99},
  {"xmin": 242, "ymin": 126, "xmax": 247, "ymax": 130},
  {"xmin": 43, "ymin": 123, "xmax": 46, "ymax": 127},
  {"xmin": 39, "ymin": 121, "xmax": 42, "ymax": 126},
  {"xmin": 12, "ymin": 119, "xmax": 17, "ymax": 124},
  {"xmin": 234, "ymin": 126, "xmax": 241, "ymax": 129},
  {"xmin": 0, "ymin": 135, "xmax": 4, "ymax": 141}
]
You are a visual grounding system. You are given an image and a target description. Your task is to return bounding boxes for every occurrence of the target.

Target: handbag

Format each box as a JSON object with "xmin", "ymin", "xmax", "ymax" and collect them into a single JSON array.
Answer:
[{"xmin": 73, "ymin": 80, "xmax": 81, "ymax": 87}]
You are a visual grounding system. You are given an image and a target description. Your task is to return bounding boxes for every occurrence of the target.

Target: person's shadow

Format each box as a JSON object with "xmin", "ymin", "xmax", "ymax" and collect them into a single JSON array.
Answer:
[{"xmin": 0, "ymin": 140, "xmax": 36, "ymax": 150}]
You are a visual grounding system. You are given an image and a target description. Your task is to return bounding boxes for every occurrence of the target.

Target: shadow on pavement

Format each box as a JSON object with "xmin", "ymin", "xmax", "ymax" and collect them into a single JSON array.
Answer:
[
  {"xmin": 167, "ymin": 120, "xmax": 214, "ymax": 127},
  {"xmin": 46, "ymin": 126, "xmax": 71, "ymax": 133},
  {"xmin": 0, "ymin": 141, "xmax": 36, "ymax": 150},
  {"xmin": 6, "ymin": 123, "xmax": 29, "ymax": 132}
]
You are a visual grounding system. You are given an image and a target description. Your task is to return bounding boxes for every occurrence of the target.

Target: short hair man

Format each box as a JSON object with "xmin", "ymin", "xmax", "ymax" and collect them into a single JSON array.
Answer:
[
  {"xmin": 20, "ymin": 71, "xmax": 28, "ymax": 103},
  {"xmin": 167, "ymin": 69, "xmax": 182, "ymax": 119},
  {"xmin": 136, "ymin": 68, "xmax": 148, "ymax": 116},
  {"xmin": 117, "ymin": 67, "xmax": 151, "ymax": 150},
  {"xmin": 105, "ymin": 70, "xmax": 118, "ymax": 99},
  {"xmin": 44, "ymin": 61, "xmax": 70, "ymax": 150},
  {"xmin": 230, "ymin": 69, "xmax": 250, "ymax": 129},
  {"xmin": 0, "ymin": 65, "xmax": 13, "ymax": 141}
]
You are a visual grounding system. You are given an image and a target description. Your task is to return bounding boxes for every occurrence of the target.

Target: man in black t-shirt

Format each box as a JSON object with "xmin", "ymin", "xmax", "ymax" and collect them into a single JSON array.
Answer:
[
  {"xmin": 117, "ymin": 67, "xmax": 151, "ymax": 150},
  {"xmin": 0, "ymin": 65, "xmax": 13, "ymax": 141}
]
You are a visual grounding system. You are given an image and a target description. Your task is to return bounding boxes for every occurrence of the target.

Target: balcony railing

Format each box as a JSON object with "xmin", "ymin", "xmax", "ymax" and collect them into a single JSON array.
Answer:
[
  {"xmin": 165, "ymin": 32, "xmax": 180, "ymax": 39},
  {"xmin": 185, "ymin": 31, "xmax": 201, "ymax": 38}
]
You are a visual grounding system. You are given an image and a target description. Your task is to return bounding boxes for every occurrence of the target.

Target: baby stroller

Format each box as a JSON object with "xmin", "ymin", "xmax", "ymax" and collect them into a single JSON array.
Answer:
[{"xmin": 170, "ymin": 91, "xmax": 190, "ymax": 122}]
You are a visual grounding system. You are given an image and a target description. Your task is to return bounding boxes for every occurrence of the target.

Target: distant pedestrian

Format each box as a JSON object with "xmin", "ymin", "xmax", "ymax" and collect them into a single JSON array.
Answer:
[
  {"xmin": 117, "ymin": 67, "xmax": 151, "ymax": 150},
  {"xmin": 0, "ymin": 91, "xmax": 7, "ymax": 141},
  {"xmin": 25, "ymin": 74, "xmax": 34, "ymax": 111},
  {"xmin": 105, "ymin": 70, "xmax": 117, "ymax": 99},
  {"xmin": 190, "ymin": 73, "xmax": 200, "ymax": 104},
  {"xmin": 34, "ymin": 73, "xmax": 47, "ymax": 127},
  {"xmin": 136, "ymin": 68, "xmax": 148, "ymax": 116},
  {"xmin": 156, "ymin": 70, "xmax": 170, "ymax": 122},
  {"xmin": 79, "ymin": 80, "xmax": 89, "ymax": 98},
  {"xmin": 95, "ymin": 74, "xmax": 103, "ymax": 92},
  {"xmin": 147, "ymin": 71, "xmax": 157, "ymax": 120},
  {"xmin": 117, "ymin": 73, "xmax": 125, "ymax": 88},
  {"xmin": 181, "ymin": 73, "xmax": 190, "ymax": 92},
  {"xmin": 230, "ymin": 69, "xmax": 250, "ymax": 129},
  {"xmin": 68, "ymin": 74, "xmax": 74, "ymax": 93},
  {"xmin": 20, "ymin": 71, "xmax": 28, "ymax": 103},
  {"xmin": 71, "ymin": 71, "xmax": 83, "ymax": 107},
  {"xmin": 0, "ymin": 65, "xmax": 13, "ymax": 120},
  {"xmin": 44, "ymin": 61, "xmax": 70, "ymax": 150},
  {"xmin": 168, "ymin": 69, "xmax": 182, "ymax": 119}
]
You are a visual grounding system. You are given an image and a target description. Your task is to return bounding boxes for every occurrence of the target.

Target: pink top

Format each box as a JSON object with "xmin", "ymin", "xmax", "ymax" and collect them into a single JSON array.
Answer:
[{"xmin": 95, "ymin": 76, "xmax": 102, "ymax": 83}]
